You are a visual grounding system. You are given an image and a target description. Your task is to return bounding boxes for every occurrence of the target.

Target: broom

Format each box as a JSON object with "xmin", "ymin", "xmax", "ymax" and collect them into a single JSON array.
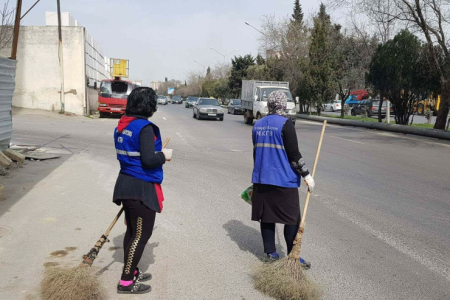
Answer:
[
  {"xmin": 253, "ymin": 121, "xmax": 327, "ymax": 300},
  {"xmin": 41, "ymin": 138, "xmax": 170, "ymax": 300}
]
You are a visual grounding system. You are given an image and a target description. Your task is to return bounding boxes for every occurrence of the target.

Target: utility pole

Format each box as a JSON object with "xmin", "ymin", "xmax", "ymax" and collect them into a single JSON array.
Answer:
[
  {"xmin": 385, "ymin": 0, "xmax": 391, "ymax": 124},
  {"xmin": 10, "ymin": 0, "xmax": 23, "ymax": 60},
  {"xmin": 57, "ymin": 0, "xmax": 65, "ymax": 114}
]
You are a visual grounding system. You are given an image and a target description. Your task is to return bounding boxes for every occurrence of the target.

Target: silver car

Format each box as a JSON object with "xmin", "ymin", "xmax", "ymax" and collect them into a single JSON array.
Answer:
[
  {"xmin": 192, "ymin": 98, "xmax": 225, "ymax": 121},
  {"xmin": 157, "ymin": 95, "xmax": 168, "ymax": 105}
]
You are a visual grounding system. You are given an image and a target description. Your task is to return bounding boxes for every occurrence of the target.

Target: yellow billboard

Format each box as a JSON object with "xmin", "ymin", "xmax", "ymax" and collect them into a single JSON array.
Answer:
[{"xmin": 110, "ymin": 58, "xmax": 129, "ymax": 78}]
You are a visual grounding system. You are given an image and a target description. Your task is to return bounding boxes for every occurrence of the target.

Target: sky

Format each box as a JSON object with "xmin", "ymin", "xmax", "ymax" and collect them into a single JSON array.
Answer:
[{"xmin": 15, "ymin": 0, "xmax": 339, "ymax": 85}]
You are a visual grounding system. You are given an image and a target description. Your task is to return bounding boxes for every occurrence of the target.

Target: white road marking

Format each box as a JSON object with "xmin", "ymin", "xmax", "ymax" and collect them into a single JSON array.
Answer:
[
  {"xmin": 330, "ymin": 136, "xmax": 365, "ymax": 144},
  {"xmin": 162, "ymin": 117, "xmax": 167, "ymax": 120}
]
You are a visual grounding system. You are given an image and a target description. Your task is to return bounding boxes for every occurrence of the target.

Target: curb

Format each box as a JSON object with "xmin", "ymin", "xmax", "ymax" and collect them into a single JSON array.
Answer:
[{"xmin": 296, "ymin": 114, "xmax": 450, "ymax": 141}]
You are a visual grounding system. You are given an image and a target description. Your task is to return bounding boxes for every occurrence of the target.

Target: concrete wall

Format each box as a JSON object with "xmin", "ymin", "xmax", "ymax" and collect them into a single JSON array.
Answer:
[
  {"xmin": 87, "ymin": 86, "xmax": 98, "ymax": 114},
  {"xmin": 0, "ymin": 26, "xmax": 86, "ymax": 115}
]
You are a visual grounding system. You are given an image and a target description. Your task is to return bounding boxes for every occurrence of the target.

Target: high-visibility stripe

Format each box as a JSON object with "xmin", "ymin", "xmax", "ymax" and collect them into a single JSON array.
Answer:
[
  {"xmin": 255, "ymin": 143, "xmax": 285, "ymax": 150},
  {"xmin": 116, "ymin": 149, "xmax": 141, "ymax": 157}
]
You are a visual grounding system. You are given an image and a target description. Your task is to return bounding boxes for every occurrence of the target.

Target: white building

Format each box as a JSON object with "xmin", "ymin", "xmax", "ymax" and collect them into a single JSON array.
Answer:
[{"xmin": 0, "ymin": 12, "xmax": 110, "ymax": 115}]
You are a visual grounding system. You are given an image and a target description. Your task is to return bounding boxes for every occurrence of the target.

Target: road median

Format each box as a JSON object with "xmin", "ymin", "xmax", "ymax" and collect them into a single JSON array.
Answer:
[{"xmin": 297, "ymin": 114, "xmax": 450, "ymax": 141}]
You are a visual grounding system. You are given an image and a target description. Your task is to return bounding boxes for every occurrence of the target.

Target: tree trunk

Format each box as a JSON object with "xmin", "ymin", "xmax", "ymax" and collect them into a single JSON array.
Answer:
[
  {"xmin": 434, "ymin": 80, "xmax": 450, "ymax": 130},
  {"xmin": 378, "ymin": 95, "xmax": 384, "ymax": 123}
]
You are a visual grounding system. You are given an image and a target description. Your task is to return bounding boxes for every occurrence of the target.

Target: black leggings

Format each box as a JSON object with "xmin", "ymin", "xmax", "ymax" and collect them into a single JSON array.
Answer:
[
  {"xmin": 121, "ymin": 199, "xmax": 156, "ymax": 281},
  {"xmin": 260, "ymin": 217, "xmax": 301, "ymax": 254}
]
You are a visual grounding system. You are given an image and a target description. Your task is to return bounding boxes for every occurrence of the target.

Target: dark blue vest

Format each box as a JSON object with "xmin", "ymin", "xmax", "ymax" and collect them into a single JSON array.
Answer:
[
  {"xmin": 114, "ymin": 119, "xmax": 163, "ymax": 184},
  {"xmin": 252, "ymin": 115, "xmax": 300, "ymax": 188}
]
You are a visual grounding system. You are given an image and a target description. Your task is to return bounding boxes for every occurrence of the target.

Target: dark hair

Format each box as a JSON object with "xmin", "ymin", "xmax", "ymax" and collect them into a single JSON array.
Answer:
[{"xmin": 125, "ymin": 87, "xmax": 157, "ymax": 117}]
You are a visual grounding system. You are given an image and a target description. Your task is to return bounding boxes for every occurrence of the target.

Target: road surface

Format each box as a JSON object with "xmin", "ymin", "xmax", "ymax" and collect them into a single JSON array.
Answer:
[{"xmin": 0, "ymin": 106, "xmax": 449, "ymax": 299}]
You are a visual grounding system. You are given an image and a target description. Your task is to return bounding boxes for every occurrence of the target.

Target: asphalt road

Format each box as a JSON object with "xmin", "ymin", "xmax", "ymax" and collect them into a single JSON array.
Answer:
[{"xmin": 0, "ymin": 105, "xmax": 449, "ymax": 299}]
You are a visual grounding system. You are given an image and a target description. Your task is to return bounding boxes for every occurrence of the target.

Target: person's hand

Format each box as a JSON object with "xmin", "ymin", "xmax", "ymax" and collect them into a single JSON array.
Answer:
[
  {"xmin": 162, "ymin": 149, "xmax": 173, "ymax": 161},
  {"xmin": 304, "ymin": 174, "xmax": 315, "ymax": 193}
]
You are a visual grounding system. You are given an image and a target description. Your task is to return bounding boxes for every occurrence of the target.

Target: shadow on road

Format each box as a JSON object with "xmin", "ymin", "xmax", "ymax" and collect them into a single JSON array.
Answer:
[
  {"xmin": 96, "ymin": 231, "xmax": 159, "ymax": 276},
  {"xmin": 0, "ymin": 156, "xmax": 70, "ymax": 218},
  {"xmin": 223, "ymin": 220, "xmax": 286, "ymax": 260}
]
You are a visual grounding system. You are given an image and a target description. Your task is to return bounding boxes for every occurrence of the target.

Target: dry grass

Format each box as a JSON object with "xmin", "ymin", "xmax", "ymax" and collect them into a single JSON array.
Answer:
[
  {"xmin": 41, "ymin": 265, "xmax": 107, "ymax": 300},
  {"xmin": 253, "ymin": 258, "xmax": 323, "ymax": 300}
]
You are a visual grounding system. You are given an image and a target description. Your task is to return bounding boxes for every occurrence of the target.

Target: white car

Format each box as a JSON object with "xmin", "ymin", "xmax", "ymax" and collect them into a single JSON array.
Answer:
[
  {"xmin": 323, "ymin": 100, "xmax": 342, "ymax": 112},
  {"xmin": 157, "ymin": 96, "xmax": 168, "ymax": 105}
]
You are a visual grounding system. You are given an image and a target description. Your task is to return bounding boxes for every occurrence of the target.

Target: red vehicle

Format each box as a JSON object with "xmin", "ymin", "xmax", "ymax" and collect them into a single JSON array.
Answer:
[
  {"xmin": 348, "ymin": 89, "xmax": 369, "ymax": 101},
  {"xmin": 98, "ymin": 78, "xmax": 134, "ymax": 117}
]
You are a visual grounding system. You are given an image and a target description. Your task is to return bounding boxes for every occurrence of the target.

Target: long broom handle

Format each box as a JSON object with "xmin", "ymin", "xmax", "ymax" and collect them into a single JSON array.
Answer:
[{"xmin": 299, "ymin": 121, "xmax": 327, "ymax": 229}]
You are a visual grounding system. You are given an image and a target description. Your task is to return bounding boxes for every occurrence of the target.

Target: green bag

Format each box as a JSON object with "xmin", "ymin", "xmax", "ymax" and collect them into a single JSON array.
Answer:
[{"xmin": 240, "ymin": 186, "xmax": 253, "ymax": 205}]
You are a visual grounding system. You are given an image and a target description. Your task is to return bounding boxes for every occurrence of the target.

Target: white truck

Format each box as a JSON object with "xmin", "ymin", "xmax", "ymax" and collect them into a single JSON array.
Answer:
[{"xmin": 240, "ymin": 80, "xmax": 297, "ymax": 125}]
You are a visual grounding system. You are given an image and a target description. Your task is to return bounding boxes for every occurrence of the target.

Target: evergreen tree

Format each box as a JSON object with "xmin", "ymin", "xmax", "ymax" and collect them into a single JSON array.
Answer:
[
  {"xmin": 228, "ymin": 55, "xmax": 255, "ymax": 97},
  {"xmin": 256, "ymin": 54, "xmax": 266, "ymax": 66},
  {"xmin": 304, "ymin": 3, "xmax": 333, "ymax": 115},
  {"xmin": 292, "ymin": 0, "xmax": 304, "ymax": 25}
]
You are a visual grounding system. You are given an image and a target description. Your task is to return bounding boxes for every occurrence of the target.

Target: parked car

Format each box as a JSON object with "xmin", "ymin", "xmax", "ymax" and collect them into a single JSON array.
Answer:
[
  {"xmin": 228, "ymin": 99, "xmax": 243, "ymax": 115},
  {"xmin": 351, "ymin": 100, "xmax": 393, "ymax": 117},
  {"xmin": 192, "ymin": 98, "xmax": 224, "ymax": 121},
  {"xmin": 323, "ymin": 100, "xmax": 342, "ymax": 112},
  {"xmin": 185, "ymin": 96, "xmax": 198, "ymax": 108},
  {"xmin": 157, "ymin": 95, "xmax": 168, "ymax": 105},
  {"xmin": 172, "ymin": 95, "xmax": 183, "ymax": 104}
]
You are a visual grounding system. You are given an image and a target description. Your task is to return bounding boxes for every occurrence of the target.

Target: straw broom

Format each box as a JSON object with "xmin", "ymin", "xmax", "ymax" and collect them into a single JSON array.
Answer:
[
  {"xmin": 41, "ymin": 139, "xmax": 170, "ymax": 300},
  {"xmin": 253, "ymin": 122, "xmax": 327, "ymax": 300}
]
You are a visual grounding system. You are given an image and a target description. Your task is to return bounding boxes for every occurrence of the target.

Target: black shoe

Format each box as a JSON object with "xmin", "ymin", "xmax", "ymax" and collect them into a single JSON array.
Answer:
[
  {"xmin": 117, "ymin": 281, "xmax": 152, "ymax": 294},
  {"xmin": 135, "ymin": 268, "xmax": 152, "ymax": 282}
]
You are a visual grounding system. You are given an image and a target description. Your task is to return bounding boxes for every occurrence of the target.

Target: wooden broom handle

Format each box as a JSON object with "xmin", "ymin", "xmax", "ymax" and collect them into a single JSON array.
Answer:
[
  {"xmin": 299, "ymin": 121, "xmax": 326, "ymax": 229},
  {"xmin": 105, "ymin": 207, "xmax": 124, "ymax": 237},
  {"xmin": 163, "ymin": 138, "xmax": 170, "ymax": 149}
]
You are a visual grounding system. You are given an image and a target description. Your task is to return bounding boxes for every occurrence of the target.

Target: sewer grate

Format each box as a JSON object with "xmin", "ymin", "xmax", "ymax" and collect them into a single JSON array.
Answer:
[{"xmin": 0, "ymin": 226, "xmax": 12, "ymax": 238}]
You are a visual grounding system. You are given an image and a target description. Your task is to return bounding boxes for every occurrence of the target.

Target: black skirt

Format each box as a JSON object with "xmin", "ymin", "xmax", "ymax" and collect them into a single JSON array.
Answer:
[
  {"xmin": 113, "ymin": 173, "xmax": 161, "ymax": 213},
  {"xmin": 251, "ymin": 184, "xmax": 300, "ymax": 225}
]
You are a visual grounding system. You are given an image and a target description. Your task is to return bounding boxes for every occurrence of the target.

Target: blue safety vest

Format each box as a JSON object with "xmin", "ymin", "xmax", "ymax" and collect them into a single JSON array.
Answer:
[
  {"xmin": 114, "ymin": 119, "xmax": 163, "ymax": 184},
  {"xmin": 252, "ymin": 115, "xmax": 300, "ymax": 188}
]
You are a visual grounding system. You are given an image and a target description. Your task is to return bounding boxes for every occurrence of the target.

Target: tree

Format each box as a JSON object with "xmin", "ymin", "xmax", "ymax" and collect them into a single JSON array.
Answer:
[
  {"xmin": 331, "ymin": 28, "xmax": 378, "ymax": 118},
  {"xmin": 246, "ymin": 64, "xmax": 271, "ymax": 81},
  {"xmin": 292, "ymin": 0, "xmax": 304, "ymax": 25},
  {"xmin": 367, "ymin": 30, "xmax": 436, "ymax": 125},
  {"xmin": 333, "ymin": 0, "xmax": 450, "ymax": 129},
  {"xmin": 256, "ymin": 54, "xmax": 266, "ymax": 66},
  {"xmin": 228, "ymin": 55, "xmax": 255, "ymax": 98},
  {"xmin": 0, "ymin": 0, "xmax": 14, "ymax": 52},
  {"xmin": 303, "ymin": 3, "xmax": 335, "ymax": 115}
]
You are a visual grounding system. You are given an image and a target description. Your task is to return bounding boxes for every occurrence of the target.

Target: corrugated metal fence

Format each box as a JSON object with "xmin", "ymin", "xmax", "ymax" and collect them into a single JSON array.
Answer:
[{"xmin": 0, "ymin": 57, "xmax": 17, "ymax": 151}]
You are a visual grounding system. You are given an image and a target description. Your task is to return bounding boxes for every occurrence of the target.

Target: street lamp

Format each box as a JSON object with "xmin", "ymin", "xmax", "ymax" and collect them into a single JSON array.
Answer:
[
  {"xmin": 193, "ymin": 60, "xmax": 206, "ymax": 73},
  {"xmin": 245, "ymin": 21, "xmax": 264, "ymax": 35},
  {"xmin": 210, "ymin": 47, "xmax": 239, "ymax": 62}
]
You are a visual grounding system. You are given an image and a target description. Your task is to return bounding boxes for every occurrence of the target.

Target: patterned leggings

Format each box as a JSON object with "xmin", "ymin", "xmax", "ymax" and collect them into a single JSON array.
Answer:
[{"xmin": 121, "ymin": 199, "xmax": 156, "ymax": 281}]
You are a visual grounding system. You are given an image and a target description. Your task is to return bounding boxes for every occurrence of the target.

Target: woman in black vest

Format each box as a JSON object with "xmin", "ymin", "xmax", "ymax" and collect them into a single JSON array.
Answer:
[
  {"xmin": 251, "ymin": 91, "xmax": 315, "ymax": 268},
  {"xmin": 113, "ymin": 87, "xmax": 173, "ymax": 294}
]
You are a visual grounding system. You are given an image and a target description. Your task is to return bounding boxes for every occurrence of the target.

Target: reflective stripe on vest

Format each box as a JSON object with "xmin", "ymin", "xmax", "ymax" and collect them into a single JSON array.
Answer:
[
  {"xmin": 254, "ymin": 143, "xmax": 285, "ymax": 150},
  {"xmin": 116, "ymin": 149, "xmax": 141, "ymax": 157}
]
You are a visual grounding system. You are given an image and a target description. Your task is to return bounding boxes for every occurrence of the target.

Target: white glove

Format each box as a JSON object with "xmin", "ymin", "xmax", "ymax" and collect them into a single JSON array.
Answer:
[
  {"xmin": 304, "ymin": 174, "xmax": 315, "ymax": 193},
  {"xmin": 162, "ymin": 148, "xmax": 173, "ymax": 161}
]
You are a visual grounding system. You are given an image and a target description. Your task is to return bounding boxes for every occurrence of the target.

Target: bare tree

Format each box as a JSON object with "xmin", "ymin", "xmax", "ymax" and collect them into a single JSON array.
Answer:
[
  {"xmin": 0, "ymin": 0, "xmax": 14, "ymax": 52},
  {"xmin": 331, "ymin": 0, "xmax": 450, "ymax": 128}
]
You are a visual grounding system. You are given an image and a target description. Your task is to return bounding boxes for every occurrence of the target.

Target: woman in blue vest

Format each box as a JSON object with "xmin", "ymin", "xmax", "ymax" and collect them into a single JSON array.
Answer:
[
  {"xmin": 252, "ymin": 91, "xmax": 315, "ymax": 268},
  {"xmin": 113, "ymin": 87, "xmax": 173, "ymax": 294}
]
